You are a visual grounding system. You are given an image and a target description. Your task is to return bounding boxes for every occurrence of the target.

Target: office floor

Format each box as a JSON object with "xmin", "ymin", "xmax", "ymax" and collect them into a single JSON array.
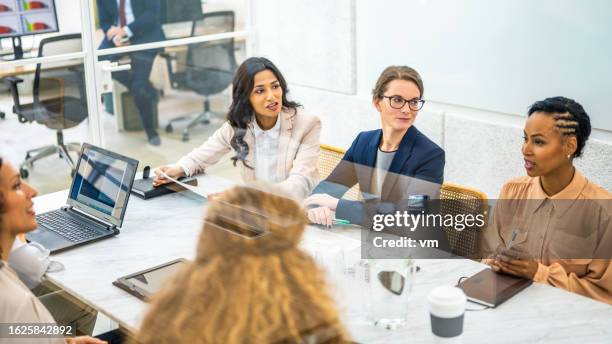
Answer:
[{"xmin": 0, "ymin": 87, "xmax": 241, "ymax": 196}]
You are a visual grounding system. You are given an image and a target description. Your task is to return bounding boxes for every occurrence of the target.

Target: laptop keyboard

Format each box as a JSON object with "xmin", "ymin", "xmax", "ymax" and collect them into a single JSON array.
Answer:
[{"xmin": 38, "ymin": 210, "xmax": 104, "ymax": 242}]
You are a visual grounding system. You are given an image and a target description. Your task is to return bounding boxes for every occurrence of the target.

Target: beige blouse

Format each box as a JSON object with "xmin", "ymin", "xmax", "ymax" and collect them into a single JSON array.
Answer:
[
  {"xmin": 482, "ymin": 170, "xmax": 612, "ymax": 304},
  {"xmin": 176, "ymin": 109, "xmax": 321, "ymax": 200},
  {"xmin": 0, "ymin": 263, "xmax": 65, "ymax": 344}
]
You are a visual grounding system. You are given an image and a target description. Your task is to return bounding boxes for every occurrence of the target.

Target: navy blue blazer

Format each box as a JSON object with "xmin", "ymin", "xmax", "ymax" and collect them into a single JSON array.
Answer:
[
  {"xmin": 97, "ymin": 0, "xmax": 165, "ymax": 48},
  {"xmin": 312, "ymin": 126, "xmax": 445, "ymax": 225}
]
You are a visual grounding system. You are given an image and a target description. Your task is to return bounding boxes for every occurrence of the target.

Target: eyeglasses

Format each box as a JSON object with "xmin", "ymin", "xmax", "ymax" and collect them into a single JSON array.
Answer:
[{"xmin": 381, "ymin": 95, "xmax": 426, "ymax": 111}]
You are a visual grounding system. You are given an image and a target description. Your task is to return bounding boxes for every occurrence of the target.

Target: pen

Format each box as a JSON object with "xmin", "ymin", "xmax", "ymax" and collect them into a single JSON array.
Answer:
[
  {"xmin": 506, "ymin": 229, "xmax": 517, "ymax": 249},
  {"xmin": 333, "ymin": 218, "xmax": 351, "ymax": 225}
]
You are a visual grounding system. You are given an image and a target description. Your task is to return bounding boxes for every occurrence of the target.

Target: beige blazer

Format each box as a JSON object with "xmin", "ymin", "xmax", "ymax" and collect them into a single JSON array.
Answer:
[
  {"xmin": 0, "ymin": 264, "xmax": 65, "ymax": 344},
  {"xmin": 177, "ymin": 109, "xmax": 321, "ymax": 200}
]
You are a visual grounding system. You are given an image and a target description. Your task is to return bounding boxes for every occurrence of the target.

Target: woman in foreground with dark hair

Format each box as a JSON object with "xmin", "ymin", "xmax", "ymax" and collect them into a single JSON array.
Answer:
[
  {"xmin": 0, "ymin": 157, "xmax": 107, "ymax": 344},
  {"xmin": 153, "ymin": 57, "xmax": 321, "ymax": 199},
  {"xmin": 483, "ymin": 96, "xmax": 612, "ymax": 304}
]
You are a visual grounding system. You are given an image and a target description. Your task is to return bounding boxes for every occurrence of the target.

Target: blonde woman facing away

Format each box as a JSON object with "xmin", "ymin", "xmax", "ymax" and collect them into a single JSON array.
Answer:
[{"xmin": 137, "ymin": 185, "xmax": 350, "ymax": 343}]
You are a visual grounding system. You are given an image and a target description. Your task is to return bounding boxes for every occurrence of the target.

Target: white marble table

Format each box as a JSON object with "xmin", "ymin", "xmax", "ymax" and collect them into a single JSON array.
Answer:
[{"xmin": 33, "ymin": 185, "xmax": 612, "ymax": 343}]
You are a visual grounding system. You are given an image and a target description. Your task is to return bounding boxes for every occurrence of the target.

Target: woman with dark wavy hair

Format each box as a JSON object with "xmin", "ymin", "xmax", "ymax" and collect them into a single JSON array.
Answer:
[
  {"xmin": 154, "ymin": 57, "xmax": 321, "ymax": 199},
  {"xmin": 0, "ymin": 157, "xmax": 107, "ymax": 344}
]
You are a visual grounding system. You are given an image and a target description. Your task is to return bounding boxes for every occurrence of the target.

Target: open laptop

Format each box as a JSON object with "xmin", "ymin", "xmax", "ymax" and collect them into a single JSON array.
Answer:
[{"xmin": 27, "ymin": 143, "xmax": 138, "ymax": 253}]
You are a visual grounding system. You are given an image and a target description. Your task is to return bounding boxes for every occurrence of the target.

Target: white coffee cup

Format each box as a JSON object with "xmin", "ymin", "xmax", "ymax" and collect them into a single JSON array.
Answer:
[{"xmin": 427, "ymin": 286, "xmax": 467, "ymax": 343}]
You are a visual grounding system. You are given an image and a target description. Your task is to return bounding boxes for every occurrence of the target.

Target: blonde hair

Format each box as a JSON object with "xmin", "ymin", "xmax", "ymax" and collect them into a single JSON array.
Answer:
[
  {"xmin": 372, "ymin": 65, "xmax": 424, "ymax": 101},
  {"xmin": 136, "ymin": 185, "xmax": 349, "ymax": 343}
]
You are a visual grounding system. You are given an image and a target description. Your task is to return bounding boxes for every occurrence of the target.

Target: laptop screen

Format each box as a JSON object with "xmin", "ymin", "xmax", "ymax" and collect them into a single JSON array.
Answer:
[{"xmin": 68, "ymin": 144, "xmax": 138, "ymax": 227}]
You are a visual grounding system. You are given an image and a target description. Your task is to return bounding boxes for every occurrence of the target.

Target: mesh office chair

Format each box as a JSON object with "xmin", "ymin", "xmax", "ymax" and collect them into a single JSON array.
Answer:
[
  {"xmin": 5, "ymin": 34, "xmax": 87, "ymax": 178},
  {"xmin": 318, "ymin": 144, "xmax": 360, "ymax": 201},
  {"xmin": 440, "ymin": 182, "xmax": 489, "ymax": 259},
  {"xmin": 164, "ymin": 11, "xmax": 237, "ymax": 141}
]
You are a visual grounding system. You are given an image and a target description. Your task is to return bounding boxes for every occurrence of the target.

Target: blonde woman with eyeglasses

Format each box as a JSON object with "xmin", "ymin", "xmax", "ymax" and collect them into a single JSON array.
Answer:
[{"xmin": 305, "ymin": 66, "xmax": 445, "ymax": 228}]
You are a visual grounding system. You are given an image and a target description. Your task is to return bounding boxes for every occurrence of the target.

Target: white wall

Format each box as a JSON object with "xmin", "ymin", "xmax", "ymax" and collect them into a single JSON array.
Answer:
[
  {"xmin": 252, "ymin": 0, "xmax": 612, "ymax": 198},
  {"xmin": 361, "ymin": 0, "xmax": 612, "ymax": 132}
]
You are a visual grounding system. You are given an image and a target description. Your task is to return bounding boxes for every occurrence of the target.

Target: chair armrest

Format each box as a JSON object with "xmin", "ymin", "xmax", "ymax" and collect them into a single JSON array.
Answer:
[
  {"xmin": 3, "ymin": 76, "xmax": 24, "ymax": 86},
  {"xmin": 159, "ymin": 51, "xmax": 181, "ymax": 88},
  {"xmin": 159, "ymin": 52, "xmax": 177, "ymax": 61},
  {"xmin": 4, "ymin": 76, "xmax": 24, "ymax": 113}
]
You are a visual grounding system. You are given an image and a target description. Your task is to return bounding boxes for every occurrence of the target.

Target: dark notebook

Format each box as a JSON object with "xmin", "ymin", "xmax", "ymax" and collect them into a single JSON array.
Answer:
[
  {"xmin": 131, "ymin": 176, "xmax": 198, "ymax": 199},
  {"xmin": 457, "ymin": 268, "xmax": 532, "ymax": 307}
]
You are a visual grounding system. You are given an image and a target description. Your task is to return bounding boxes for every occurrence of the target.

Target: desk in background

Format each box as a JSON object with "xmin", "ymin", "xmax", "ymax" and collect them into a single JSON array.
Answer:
[{"xmin": 33, "ymin": 177, "xmax": 612, "ymax": 343}]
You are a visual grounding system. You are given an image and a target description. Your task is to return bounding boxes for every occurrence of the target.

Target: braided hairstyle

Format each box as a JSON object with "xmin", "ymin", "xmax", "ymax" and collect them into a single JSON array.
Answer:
[{"xmin": 527, "ymin": 96, "xmax": 592, "ymax": 158}]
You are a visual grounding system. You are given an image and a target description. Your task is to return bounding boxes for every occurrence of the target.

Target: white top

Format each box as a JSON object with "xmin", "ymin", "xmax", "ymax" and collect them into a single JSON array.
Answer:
[
  {"xmin": 116, "ymin": 0, "xmax": 135, "ymax": 37},
  {"xmin": 253, "ymin": 116, "xmax": 281, "ymax": 183},
  {"xmin": 0, "ymin": 264, "xmax": 65, "ymax": 344}
]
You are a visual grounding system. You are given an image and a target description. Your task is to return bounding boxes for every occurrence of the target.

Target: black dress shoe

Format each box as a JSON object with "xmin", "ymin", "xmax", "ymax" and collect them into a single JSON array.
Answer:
[{"xmin": 148, "ymin": 135, "xmax": 161, "ymax": 146}]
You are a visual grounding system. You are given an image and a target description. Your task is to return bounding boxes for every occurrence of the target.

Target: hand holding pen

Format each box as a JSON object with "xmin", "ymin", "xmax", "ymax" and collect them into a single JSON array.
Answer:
[{"xmin": 492, "ymin": 229, "xmax": 538, "ymax": 279}]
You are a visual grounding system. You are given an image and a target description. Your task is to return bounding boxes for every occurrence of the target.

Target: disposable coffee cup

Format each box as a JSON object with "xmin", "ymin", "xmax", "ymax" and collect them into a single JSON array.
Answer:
[{"xmin": 427, "ymin": 286, "xmax": 466, "ymax": 343}]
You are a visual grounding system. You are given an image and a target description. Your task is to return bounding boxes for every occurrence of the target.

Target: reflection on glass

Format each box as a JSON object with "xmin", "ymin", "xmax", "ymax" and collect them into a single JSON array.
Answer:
[
  {"xmin": 97, "ymin": 0, "xmax": 166, "ymax": 145},
  {"xmin": 126, "ymin": 260, "xmax": 186, "ymax": 295},
  {"xmin": 95, "ymin": 1, "xmax": 248, "ymax": 183},
  {"xmin": 70, "ymin": 144, "xmax": 137, "ymax": 222}
]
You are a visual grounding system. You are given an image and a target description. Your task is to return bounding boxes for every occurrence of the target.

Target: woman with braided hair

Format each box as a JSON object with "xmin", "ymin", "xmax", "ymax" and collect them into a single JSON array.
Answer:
[
  {"xmin": 483, "ymin": 96, "xmax": 612, "ymax": 304},
  {"xmin": 137, "ymin": 185, "xmax": 350, "ymax": 343}
]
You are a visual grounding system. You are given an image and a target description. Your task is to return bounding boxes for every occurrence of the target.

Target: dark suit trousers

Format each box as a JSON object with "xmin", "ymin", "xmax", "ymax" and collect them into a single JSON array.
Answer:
[{"xmin": 99, "ymin": 40, "xmax": 158, "ymax": 138}]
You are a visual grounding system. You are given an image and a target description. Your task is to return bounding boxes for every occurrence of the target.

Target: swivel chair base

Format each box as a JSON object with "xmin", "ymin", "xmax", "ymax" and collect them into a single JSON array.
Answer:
[
  {"xmin": 165, "ymin": 98, "xmax": 214, "ymax": 142},
  {"xmin": 19, "ymin": 131, "xmax": 81, "ymax": 179}
]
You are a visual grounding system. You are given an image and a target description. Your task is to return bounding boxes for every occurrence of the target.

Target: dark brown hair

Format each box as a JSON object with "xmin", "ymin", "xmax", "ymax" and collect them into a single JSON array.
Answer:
[
  {"xmin": 227, "ymin": 57, "xmax": 301, "ymax": 168},
  {"xmin": 372, "ymin": 65, "xmax": 424, "ymax": 101}
]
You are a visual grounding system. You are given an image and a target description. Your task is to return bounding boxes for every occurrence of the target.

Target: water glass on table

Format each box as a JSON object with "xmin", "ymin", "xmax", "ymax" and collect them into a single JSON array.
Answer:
[{"xmin": 367, "ymin": 258, "xmax": 416, "ymax": 329}]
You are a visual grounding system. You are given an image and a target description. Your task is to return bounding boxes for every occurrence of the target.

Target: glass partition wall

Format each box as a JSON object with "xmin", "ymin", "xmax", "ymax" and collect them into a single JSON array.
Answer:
[{"xmin": 0, "ymin": 0, "xmax": 251, "ymax": 195}]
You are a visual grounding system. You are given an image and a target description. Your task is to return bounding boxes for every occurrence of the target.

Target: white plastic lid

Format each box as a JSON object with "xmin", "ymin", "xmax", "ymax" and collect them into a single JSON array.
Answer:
[{"xmin": 427, "ymin": 286, "xmax": 467, "ymax": 318}]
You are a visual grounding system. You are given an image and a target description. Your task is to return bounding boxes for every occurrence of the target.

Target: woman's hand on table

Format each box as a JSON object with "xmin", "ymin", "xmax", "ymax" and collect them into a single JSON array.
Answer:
[
  {"xmin": 307, "ymin": 206, "xmax": 334, "ymax": 228},
  {"xmin": 303, "ymin": 193, "xmax": 339, "ymax": 211},
  {"xmin": 492, "ymin": 257, "xmax": 538, "ymax": 279},
  {"xmin": 152, "ymin": 165, "xmax": 185, "ymax": 187}
]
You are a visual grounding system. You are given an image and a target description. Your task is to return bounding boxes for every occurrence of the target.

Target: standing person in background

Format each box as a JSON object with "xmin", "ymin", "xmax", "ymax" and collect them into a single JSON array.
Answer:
[
  {"xmin": 484, "ymin": 96, "xmax": 612, "ymax": 304},
  {"xmin": 137, "ymin": 185, "xmax": 350, "ymax": 343},
  {"xmin": 97, "ymin": 0, "xmax": 165, "ymax": 146},
  {"xmin": 153, "ymin": 57, "xmax": 321, "ymax": 200}
]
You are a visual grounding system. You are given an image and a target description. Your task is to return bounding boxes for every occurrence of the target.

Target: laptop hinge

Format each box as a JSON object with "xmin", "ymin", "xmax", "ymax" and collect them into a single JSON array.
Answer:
[{"xmin": 61, "ymin": 205, "xmax": 118, "ymax": 232}]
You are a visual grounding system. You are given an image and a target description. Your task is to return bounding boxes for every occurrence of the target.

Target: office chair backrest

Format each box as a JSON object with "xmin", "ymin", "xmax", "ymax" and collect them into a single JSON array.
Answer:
[
  {"xmin": 440, "ymin": 182, "xmax": 488, "ymax": 259},
  {"xmin": 31, "ymin": 33, "xmax": 87, "ymax": 129},
  {"xmin": 37, "ymin": 34, "xmax": 82, "ymax": 58},
  {"xmin": 34, "ymin": 34, "xmax": 84, "ymax": 104},
  {"xmin": 318, "ymin": 144, "xmax": 360, "ymax": 201},
  {"xmin": 184, "ymin": 11, "xmax": 237, "ymax": 95}
]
